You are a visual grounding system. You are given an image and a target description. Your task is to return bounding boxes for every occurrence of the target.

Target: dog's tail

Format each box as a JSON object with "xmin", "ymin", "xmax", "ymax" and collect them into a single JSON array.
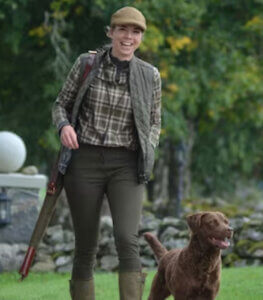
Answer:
[{"xmin": 144, "ymin": 232, "xmax": 168, "ymax": 261}]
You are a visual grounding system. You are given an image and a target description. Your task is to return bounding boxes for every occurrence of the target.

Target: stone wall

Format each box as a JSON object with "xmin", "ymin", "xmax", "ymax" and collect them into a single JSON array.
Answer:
[
  {"xmin": 0, "ymin": 173, "xmax": 47, "ymax": 273},
  {"xmin": 1, "ymin": 188, "xmax": 263, "ymax": 273},
  {"xmin": 2, "ymin": 211, "xmax": 263, "ymax": 273}
]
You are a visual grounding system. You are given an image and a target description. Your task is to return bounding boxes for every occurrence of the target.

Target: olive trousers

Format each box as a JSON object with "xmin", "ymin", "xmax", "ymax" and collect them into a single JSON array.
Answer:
[{"xmin": 64, "ymin": 144, "xmax": 144, "ymax": 280}]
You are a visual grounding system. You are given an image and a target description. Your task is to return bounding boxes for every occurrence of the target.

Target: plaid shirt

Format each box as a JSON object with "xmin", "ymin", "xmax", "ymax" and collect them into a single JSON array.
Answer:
[{"xmin": 52, "ymin": 50, "xmax": 161, "ymax": 150}]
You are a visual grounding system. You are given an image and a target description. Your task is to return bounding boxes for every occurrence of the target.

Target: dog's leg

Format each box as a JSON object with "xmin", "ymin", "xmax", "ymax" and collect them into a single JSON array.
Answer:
[{"xmin": 148, "ymin": 271, "xmax": 171, "ymax": 300}]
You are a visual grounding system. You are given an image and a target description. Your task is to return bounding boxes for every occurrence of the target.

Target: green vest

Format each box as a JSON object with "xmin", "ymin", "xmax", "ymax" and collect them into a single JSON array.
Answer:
[{"xmin": 58, "ymin": 49, "xmax": 155, "ymax": 183}]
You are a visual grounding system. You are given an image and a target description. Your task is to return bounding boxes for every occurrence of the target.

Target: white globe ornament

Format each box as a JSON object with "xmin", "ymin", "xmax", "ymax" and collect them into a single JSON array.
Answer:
[{"xmin": 0, "ymin": 131, "xmax": 27, "ymax": 173}]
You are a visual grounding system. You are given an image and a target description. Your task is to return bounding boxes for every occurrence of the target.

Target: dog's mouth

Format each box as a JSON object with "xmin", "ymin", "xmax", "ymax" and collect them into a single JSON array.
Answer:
[{"xmin": 208, "ymin": 237, "xmax": 230, "ymax": 249}]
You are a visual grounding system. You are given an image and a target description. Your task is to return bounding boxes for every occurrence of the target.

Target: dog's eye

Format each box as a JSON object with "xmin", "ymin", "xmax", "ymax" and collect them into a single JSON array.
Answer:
[
  {"xmin": 208, "ymin": 220, "xmax": 217, "ymax": 226},
  {"xmin": 209, "ymin": 220, "xmax": 219, "ymax": 226},
  {"xmin": 223, "ymin": 219, "xmax": 229, "ymax": 225}
]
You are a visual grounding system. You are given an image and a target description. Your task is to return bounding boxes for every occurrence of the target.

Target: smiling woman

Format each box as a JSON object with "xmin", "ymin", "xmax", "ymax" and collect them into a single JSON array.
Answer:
[
  {"xmin": 51, "ymin": 6, "xmax": 162, "ymax": 300},
  {"xmin": 107, "ymin": 6, "xmax": 146, "ymax": 61}
]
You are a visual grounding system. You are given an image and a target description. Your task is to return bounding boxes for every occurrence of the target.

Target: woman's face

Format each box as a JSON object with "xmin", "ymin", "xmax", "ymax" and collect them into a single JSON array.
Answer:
[{"xmin": 108, "ymin": 24, "xmax": 143, "ymax": 61}]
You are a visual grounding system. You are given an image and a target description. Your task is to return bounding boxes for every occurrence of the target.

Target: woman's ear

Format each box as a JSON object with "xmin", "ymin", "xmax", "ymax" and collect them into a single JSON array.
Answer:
[{"xmin": 106, "ymin": 26, "xmax": 113, "ymax": 39}]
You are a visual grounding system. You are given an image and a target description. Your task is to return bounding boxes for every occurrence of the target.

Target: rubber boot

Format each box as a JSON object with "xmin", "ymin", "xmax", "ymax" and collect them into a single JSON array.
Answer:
[
  {"xmin": 69, "ymin": 278, "xmax": 95, "ymax": 300},
  {"xmin": 119, "ymin": 272, "xmax": 147, "ymax": 300}
]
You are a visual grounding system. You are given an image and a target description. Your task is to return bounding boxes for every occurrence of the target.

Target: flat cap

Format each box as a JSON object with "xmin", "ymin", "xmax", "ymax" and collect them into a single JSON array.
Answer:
[{"xmin": 111, "ymin": 6, "xmax": 147, "ymax": 31}]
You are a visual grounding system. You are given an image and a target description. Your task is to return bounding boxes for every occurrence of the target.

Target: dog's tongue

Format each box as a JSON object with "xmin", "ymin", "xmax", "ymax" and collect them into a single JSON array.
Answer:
[{"xmin": 212, "ymin": 238, "xmax": 230, "ymax": 249}]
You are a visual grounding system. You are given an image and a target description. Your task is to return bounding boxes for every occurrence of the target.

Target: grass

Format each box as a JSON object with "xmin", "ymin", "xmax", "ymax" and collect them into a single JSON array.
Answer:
[{"xmin": 0, "ymin": 267, "xmax": 263, "ymax": 299}]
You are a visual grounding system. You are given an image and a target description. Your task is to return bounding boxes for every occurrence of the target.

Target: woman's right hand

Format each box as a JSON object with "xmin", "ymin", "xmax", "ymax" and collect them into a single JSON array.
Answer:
[{"xmin": 60, "ymin": 125, "xmax": 79, "ymax": 149}]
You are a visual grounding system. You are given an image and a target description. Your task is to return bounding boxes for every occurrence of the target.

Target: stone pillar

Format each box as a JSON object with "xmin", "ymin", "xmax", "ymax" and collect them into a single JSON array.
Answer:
[{"xmin": 0, "ymin": 173, "xmax": 47, "ymax": 272}]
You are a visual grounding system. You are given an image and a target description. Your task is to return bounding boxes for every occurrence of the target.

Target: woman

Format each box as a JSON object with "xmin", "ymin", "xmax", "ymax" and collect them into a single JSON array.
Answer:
[{"xmin": 52, "ymin": 6, "xmax": 161, "ymax": 300}]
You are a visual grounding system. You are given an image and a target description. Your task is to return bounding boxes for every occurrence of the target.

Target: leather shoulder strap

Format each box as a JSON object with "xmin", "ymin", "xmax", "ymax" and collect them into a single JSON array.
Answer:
[{"xmin": 80, "ymin": 50, "xmax": 97, "ymax": 84}]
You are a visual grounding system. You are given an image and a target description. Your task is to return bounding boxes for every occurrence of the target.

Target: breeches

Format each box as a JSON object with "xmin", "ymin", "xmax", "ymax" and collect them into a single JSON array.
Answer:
[{"xmin": 64, "ymin": 144, "xmax": 144, "ymax": 280}]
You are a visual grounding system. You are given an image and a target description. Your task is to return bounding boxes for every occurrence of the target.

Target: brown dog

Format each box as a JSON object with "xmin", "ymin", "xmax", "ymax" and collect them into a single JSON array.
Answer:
[{"xmin": 144, "ymin": 211, "xmax": 233, "ymax": 300}]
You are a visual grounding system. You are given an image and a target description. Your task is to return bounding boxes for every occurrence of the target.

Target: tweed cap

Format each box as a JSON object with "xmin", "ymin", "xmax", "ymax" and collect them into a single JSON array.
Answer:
[{"xmin": 110, "ymin": 6, "xmax": 146, "ymax": 31}]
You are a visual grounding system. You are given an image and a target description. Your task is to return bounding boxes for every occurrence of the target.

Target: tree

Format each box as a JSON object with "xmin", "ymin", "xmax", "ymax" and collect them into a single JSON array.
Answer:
[
  {"xmin": 1, "ymin": 0, "xmax": 263, "ymax": 217},
  {"xmin": 135, "ymin": 0, "xmax": 263, "ymax": 216}
]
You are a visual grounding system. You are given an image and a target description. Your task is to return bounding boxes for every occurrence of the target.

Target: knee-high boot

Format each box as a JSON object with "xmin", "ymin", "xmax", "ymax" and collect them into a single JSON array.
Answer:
[
  {"xmin": 69, "ymin": 278, "xmax": 95, "ymax": 300},
  {"xmin": 119, "ymin": 272, "xmax": 147, "ymax": 300}
]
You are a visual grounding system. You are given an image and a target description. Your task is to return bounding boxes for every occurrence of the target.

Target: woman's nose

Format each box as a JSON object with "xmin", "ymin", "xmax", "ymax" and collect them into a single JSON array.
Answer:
[{"xmin": 124, "ymin": 31, "xmax": 132, "ymax": 38}]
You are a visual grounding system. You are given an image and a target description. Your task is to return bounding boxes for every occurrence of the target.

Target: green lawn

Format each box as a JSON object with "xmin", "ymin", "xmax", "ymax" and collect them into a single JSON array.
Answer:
[{"xmin": 0, "ymin": 267, "xmax": 262, "ymax": 299}]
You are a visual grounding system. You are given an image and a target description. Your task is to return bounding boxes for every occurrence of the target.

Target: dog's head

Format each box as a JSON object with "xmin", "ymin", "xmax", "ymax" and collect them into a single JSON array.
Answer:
[{"xmin": 187, "ymin": 211, "xmax": 233, "ymax": 250}]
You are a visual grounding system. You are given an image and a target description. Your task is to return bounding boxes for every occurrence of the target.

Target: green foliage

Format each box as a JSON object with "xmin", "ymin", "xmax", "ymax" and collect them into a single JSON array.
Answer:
[
  {"xmin": 0, "ymin": 0, "xmax": 263, "ymax": 191},
  {"xmin": 135, "ymin": 0, "xmax": 263, "ymax": 192},
  {"xmin": 223, "ymin": 253, "xmax": 241, "ymax": 267},
  {"xmin": 183, "ymin": 196, "xmax": 253, "ymax": 218},
  {"xmin": 249, "ymin": 241, "xmax": 263, "ymax": 254},
  {"xmin": 0, "ymin": 0, "xmax": 107, "ymax": 169}
]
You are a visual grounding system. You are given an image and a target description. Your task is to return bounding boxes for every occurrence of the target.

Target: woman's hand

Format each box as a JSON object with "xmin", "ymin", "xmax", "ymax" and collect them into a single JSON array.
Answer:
[{"xmin": 60, "ymin": 125, "xmax": 79, "ymax": 149}]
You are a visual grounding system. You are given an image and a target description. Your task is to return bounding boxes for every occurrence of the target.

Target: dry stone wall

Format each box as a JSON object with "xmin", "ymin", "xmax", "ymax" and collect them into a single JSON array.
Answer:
[{"xmin": 1, "ymin": 189, "xmax": 263, "ymax": 273}]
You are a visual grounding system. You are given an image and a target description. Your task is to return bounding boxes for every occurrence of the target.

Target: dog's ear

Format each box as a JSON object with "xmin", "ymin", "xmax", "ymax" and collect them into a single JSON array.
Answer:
[{"xmin": 187, "ymin": 212, "xmax": 208, "ymax": 232}]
